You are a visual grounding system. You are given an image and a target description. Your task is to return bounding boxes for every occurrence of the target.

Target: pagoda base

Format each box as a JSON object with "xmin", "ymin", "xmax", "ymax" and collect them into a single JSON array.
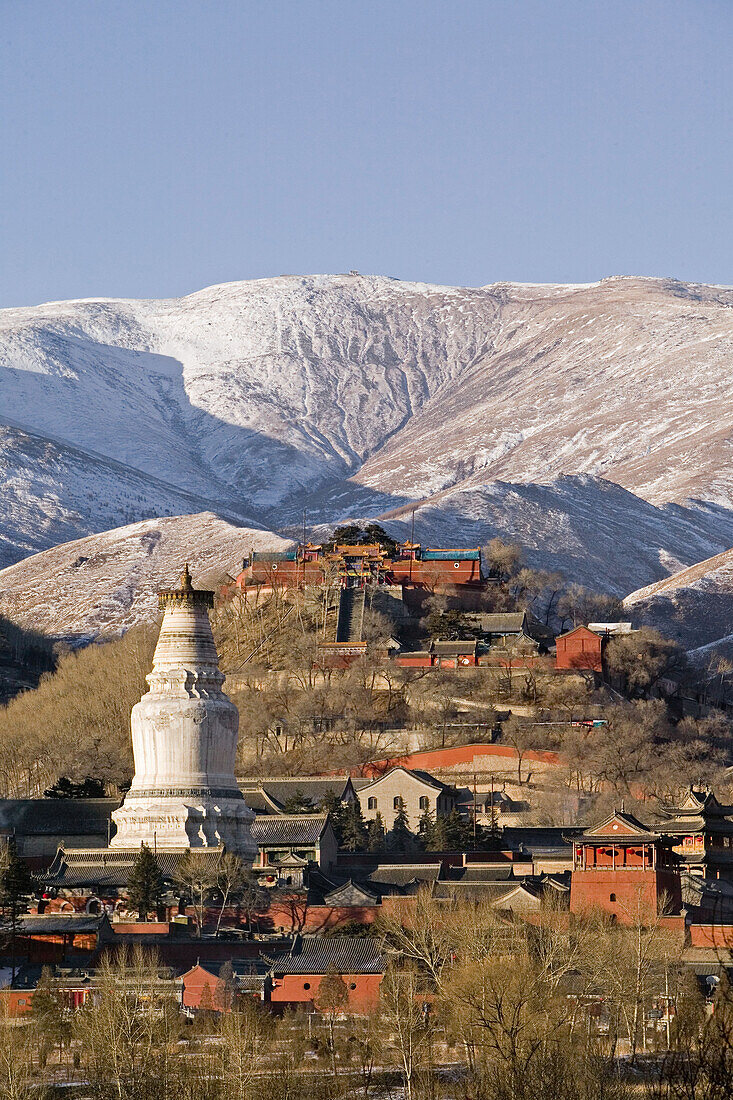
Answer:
[{"xmin": 110, "ymin": 790, "xmax": 256, "ymax": 861}]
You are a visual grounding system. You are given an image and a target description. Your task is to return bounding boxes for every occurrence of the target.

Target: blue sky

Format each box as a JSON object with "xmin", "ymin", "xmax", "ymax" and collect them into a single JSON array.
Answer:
[{"xmin": 1, "ymin": 0, "xmax": 731, "ymax": 306}]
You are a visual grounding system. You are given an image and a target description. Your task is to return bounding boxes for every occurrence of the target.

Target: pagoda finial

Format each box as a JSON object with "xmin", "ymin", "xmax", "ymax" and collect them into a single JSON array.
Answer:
[{"xmin": 158, "ymin": 562, "xmax": 214, "ymax": 610}]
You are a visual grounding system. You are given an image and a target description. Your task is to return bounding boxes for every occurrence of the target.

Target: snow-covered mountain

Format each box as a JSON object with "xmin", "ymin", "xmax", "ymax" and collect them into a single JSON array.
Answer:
[
  {"xmin": 2, "ymin": 273, "xmax": 733, "ymax": 602},
  {"xmin": 625, "ymin": 548, "xmax": 733, "ymax": 664},
  {"xmin": 0, "ymin": 513, "xmax": 291, "ymax": 641},
  {"xmin": 372, "ymin": 476, "xmax": 733, "ymax": 597}
]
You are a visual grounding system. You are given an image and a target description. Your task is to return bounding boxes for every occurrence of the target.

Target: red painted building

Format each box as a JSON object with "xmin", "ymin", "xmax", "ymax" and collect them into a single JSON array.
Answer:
[
  {"xmin": 235, "ymin": 542, "xmax": 484, "ymax": 597},
  {"xmin": 555, "ymin": 626, "xmax": 604, "ymax": 672},
  {"xmin": 570, "ymin": 811, "xmax": 682, "ymax": 922},
  {"xmin": 181, "ymin": 961, "xmax": 269, "ymax": 1011},
  {"xmin": 267, "ymin": 936, "xmax": 385, "ymax": 1013},
  {"xmin": 388, "ymin": 545, "xmax": 483, "ymax": 588}
]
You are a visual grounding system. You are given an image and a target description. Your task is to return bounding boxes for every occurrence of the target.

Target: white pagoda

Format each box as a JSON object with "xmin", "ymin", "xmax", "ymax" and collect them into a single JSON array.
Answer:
[{"xmin": 110, "ymin": 565, "xmax": 255, "ymax": 859}]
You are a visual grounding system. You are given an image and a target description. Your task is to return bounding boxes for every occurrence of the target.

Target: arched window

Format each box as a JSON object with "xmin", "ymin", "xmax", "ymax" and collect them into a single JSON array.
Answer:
[
  {"xmin": 609, "ymin": 893, "xmax": 616, "ymax": 902},
  {"xmin": 394, "ymin": 797, "xmax": 401, "ymax": 810},
  {"xmin": 419, "ymin": 796, "xmax": 429, "ymax": 811},
  {"xmin": 368, "ymin": 797, "xmax": 377, "ymax": 810}
]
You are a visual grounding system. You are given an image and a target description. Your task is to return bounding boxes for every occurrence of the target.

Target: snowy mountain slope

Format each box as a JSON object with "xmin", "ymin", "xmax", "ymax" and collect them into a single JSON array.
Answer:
[
  {"xmin": 350, "ymin": 278, "xmax": 733, "ymax": 505},
  {"xmin": 0, "ymin": 424, "xmax": 259, "ymax": 568},
  {"xmin": 367, "ymin": 476, "xmax": 733, "ymax": 597},
  {"xmin": 624, "ymin": 545, "xmax": 733, "ymax": 657},
  {"xmin": 0, "ymin": 513, "xmax": 291, "ymax": 641},
  {"xmin": 1, "ymin": 276, "xmax": 497, "ymax": 521},
  {"xmin": 3, "ymin": 273, "xmax": 733, "ymax": 589}
]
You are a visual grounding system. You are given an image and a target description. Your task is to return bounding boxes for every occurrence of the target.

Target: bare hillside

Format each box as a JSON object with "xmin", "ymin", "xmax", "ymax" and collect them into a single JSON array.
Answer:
[
  {"xmin": 0, "ymin": 513, "xmax": 291, "ymax": 641},
  {"xmin": 625, "ymin": 547, "xmax": 733, "ymax": 661}
]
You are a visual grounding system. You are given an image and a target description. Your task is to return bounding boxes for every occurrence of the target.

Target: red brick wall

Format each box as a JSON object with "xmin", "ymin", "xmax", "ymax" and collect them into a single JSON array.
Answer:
[
  {"xmin": 688, "ymin": 924, "xmax": 733, "ymax": 948},
  {"xmin": 260, "ymin": 900, "xmax": 381, "ymax": 935},
  {"xmin": 0, "ymin": 990, "xmax": 35, "ymax": 1017},
  {"xmin": 182, "ymin": 967, "xmax": 226, "ymax": 1011},
  {"xmin": 570, "ymin": 869, "xmax": 681, "ymax": 922},
  {"xmin": 270, "ymin": 972, "xmax": 382, "ymax": 1013},
  {"xmin": 358, "ymin": 743, "xmax": 560, "ymax": 777},
  {"xmin": 390, "ymin": 560, "xmax": 482, "ymax": 586}
]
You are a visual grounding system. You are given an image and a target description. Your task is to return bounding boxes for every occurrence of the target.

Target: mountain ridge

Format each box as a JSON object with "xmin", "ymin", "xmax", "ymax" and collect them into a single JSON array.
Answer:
[{"xmin": 2, "ymin": 273, "xmax": 733, "ymax": 608}]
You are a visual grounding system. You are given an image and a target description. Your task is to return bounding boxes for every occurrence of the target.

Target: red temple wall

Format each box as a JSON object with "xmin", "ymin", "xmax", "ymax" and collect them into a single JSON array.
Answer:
[
  {"xmin": 570, "ymin": 869, "xmax": 681, "ymax": 922},
  {"xmin": 556, "ymin": 632, "xmax": 603, "ymax": 672},
  {"xmin": 270, "ymin": 972, "xmax": 382, "ymax": 1013}
]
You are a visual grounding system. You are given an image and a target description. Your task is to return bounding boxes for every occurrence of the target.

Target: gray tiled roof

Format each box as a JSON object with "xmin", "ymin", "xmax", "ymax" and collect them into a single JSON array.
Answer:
[
  {"xmin": 43, "ymin": 846, "xmax": 224, "ymax": 887},
  {"xmin": 502, "ymin": 826, "xmax": 584, "ymax": 853},
  {"xmin": 0, "ymin": 799, "xmax": 118, "ymax": 837},
  {"xmin": 365, "ymin": 863, "xmax": 442, "ymax": 888},
  {"xmin": 250, "ymin": 814, "xmax": 328, "ymax": 846},
  {"xmin": 322, "ymin": 880, "xmax": 380, "ymax": 907},
  {"xmin": 18, "ymin": 914, "xmax": 109, "ymax": 934},
  {"xmin": 444, "ymin": 866, "xmax": 515, "ymax": 884},
  {"xmin": 239, "ymin": 777, "xmax": 352, "ymax": 810},
  {"xmin": 471, "ymin": 613, "xmax": 527, "ymax": 633},
  {"xmin": 271, "ymin": 936, "xmax": 385, "ymax": 975},
  {"xmin": 431, "ymin": 640, "xmax": 477, "ymax": 655},
  {"xmin": 239, "ymin": 789, "xmax": 282, "ymax": 814}
]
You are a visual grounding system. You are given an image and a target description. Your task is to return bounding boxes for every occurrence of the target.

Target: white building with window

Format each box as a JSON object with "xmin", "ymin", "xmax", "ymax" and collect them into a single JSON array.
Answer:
[{"xmin": 353, "ymin": 767, "xmax": 457, "ymax": 830}]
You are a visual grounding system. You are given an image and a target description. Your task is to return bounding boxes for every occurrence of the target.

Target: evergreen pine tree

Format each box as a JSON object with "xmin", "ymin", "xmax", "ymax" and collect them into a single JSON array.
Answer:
[
  {"xmin": 216, "ymin": 959, "xmax": 236, "ymax": 1012},
  {"xmin": 417, "ymin": 807, "xmax": 436, "ymax": 850},
  {"xmin": 387, "ymin": 798, "xmax": 413, "ymax": 852},
  {"xmin": 282, "ymin": 788, "xmax": 314, "ymax": 813},
  {"xmin": 31, "ymin": 966, "xmax": 68, "ymax": 1057},
  {"xmin": 321, "ymin": 791, "xmax": 347, "ymax": 845},
  {"xmin": 442, "ymin": 808, "xmax": 470, "ymax": 850},
  {"xmin": 366, "ymin": 813, "xmax": 386, "ymax": 852},
  {"xmin": 0, "ymin": 842, "xmax": 35, "ymax": 979},
  {"xmin": 127, "ymin": 843, "xmax": 164, "ymax": 921},
  {"xmin": 340, "ymin": 800, "xmax": 368, "ymax": 852},
  {"xmin": 426, "ymin": 814, "xmax": 449, "ymax": 852}
]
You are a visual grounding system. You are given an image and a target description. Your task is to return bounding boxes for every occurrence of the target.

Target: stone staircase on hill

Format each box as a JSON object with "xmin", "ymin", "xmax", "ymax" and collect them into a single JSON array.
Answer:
[{"xmin": 335, "ymin": 587, "xmax": 366, "ymax": 644}]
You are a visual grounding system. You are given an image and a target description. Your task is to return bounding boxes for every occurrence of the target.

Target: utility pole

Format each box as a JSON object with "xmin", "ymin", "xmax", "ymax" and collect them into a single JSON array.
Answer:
[
  {"xmin": 665, "ymin": 966, "xmax": 671, "ymax": 1050},
  {"xmin": 473, "ymin": 771, "xmax": 477, "ymax": 841},
  {"xmin": 409, "ymin": 508, "xmax": 416, "ymax": 584},
  {"xmin": 301, "ymin": 508, "xmax": 307, "ymax": 588}
]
